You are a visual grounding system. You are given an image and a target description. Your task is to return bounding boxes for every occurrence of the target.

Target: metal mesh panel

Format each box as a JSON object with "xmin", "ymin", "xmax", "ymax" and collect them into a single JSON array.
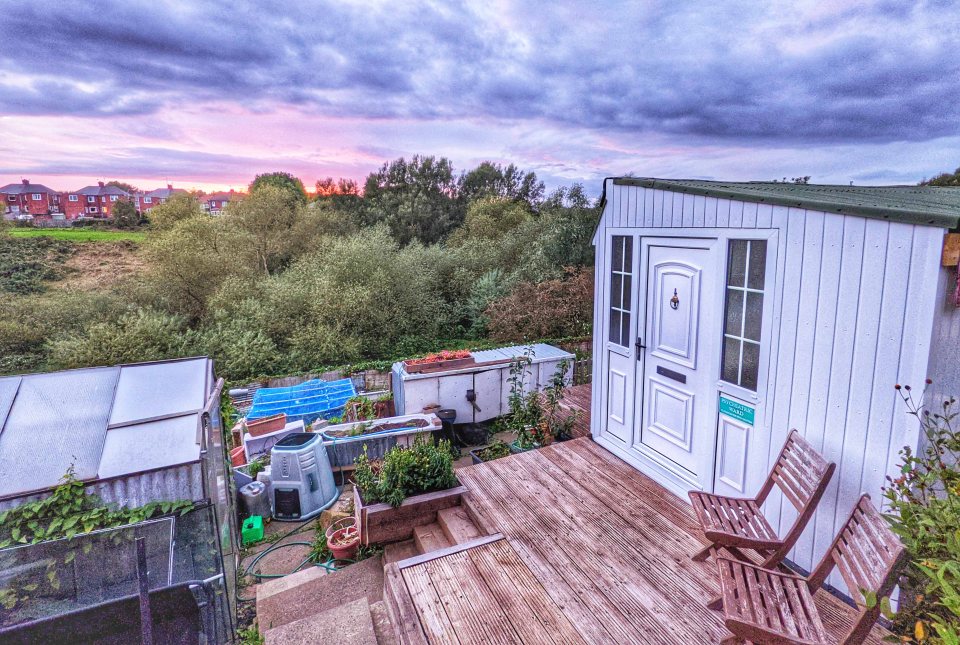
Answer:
[{"xmin": 0, "ymin": 505, "xmax": 232, "ymax": 642}]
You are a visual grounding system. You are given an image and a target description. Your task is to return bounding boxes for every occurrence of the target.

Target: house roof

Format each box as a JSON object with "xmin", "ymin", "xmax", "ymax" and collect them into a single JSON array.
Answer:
[
  {"xmin": 205, "ymin": 191, "xmax": 239, "ymax": 202},
  {"xmin": 75, "ymin": 184, "xmax": 131, "ymax": 197},
  {"xmin": 0, "ymin": 181, "xmax": 58, "ymax": 195},
  {"xmin": 146, "ymin": 186, "xmax": 187, "ymax": 199},
  {"xmin": 608, "ymin": 177, "xmax": 960, "ymax": 229},
  {"xmin": 0, "ymin": 357, "xmax": 214, "ymax": 500}
]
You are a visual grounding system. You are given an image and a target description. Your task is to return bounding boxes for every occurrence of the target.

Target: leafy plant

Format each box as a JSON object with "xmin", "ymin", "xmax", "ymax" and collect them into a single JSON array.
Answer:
[
  {"xmin": 345, "ymin": 395, "xmax": 376, "ymax": 421},
  {"xmin": 247, "ymin": 456, "xmax": 269, "ymax": 479},
  {"xmin": 883, "ymin": 382, "xmax": 960, "ymax": 643},
  {"xmin": 353, "ymin": 436, "xmax": 457, "ymax": 507},
  {"xmin": 505, "ymin": 351, "xmax": 578, "ymax": 450},
  {"xmin": 476, "ymin": 441, "xmax": 511, "ymax": 462}
]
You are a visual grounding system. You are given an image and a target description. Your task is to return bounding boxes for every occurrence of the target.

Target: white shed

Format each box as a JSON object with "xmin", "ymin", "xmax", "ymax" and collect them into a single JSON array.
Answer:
[{"xmin": 589, "ymin": 177, "xmax": 960, "ymax": 585}]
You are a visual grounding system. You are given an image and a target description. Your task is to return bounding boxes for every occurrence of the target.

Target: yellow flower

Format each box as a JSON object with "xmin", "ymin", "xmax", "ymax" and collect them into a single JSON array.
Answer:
[{"xmin": 915, "ymin": 620, "xmax": 926, "ymax": 641}]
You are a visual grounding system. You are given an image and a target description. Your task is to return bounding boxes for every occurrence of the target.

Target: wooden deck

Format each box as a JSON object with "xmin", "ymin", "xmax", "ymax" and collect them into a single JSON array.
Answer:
[
  {"xmin": 388, "ymin": 438, "xmax": 887, "ymax": 644},
  {"xmin": 559, "ymin": 383, "xmax": 592, "ymax": 439}
]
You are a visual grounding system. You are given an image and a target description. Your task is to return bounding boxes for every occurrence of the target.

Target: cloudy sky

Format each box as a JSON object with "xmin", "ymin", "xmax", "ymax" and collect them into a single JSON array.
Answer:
[{"xmin": 1, "ymin": 0, "xmax": 958, "ymax": 194}]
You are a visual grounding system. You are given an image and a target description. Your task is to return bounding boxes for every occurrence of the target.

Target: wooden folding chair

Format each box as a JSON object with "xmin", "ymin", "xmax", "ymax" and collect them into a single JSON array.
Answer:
[
  {"xmin": 716, "ymin": 494, "xmax": 906, "ymax": 645},
  {"xmin": 689, "ymin": 429, "xmax": 836, "ymax": 569}
]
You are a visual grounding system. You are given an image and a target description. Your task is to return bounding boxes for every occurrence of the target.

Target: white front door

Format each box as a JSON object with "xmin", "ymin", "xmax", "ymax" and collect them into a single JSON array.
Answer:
[{"xmin": 634, "ymin": 238, "xmax": 720, "ymax": 491}]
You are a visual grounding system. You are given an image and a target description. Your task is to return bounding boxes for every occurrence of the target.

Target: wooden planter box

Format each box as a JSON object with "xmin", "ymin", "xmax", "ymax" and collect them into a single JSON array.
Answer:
[
  {"xmin": 403, "ymin": 357, "xmax": 475, "ymax": 374},
  {"xmin": 354, "ymin": 483, "xmax": 468, "ymax": 545},
  {"xmin": 245, "ymin": 413, "xmax": 287, "ymax": 437}
]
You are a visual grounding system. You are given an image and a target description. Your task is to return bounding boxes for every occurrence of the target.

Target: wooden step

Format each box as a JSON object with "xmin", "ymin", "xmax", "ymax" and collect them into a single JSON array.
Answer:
[
  {"xmin": 383, "ymin": 539, "xmax": 418, "ymax": 565},
  {"xmin": 264, "ymin": 597, "xmax": 377, "ymax": 645},
  {"xmin": 437, "ymin": 505, "xmax": 482, "ymax": 544},
  {"xmin": 412, "ymin": 522, "xmax": 452, "ymax": 554}
]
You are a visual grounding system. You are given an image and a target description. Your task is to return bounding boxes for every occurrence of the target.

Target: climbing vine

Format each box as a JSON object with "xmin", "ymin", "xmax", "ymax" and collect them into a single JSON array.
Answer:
[{"xmin": 0, "ymin": 465, "xmax": 193, "ymax": 549}]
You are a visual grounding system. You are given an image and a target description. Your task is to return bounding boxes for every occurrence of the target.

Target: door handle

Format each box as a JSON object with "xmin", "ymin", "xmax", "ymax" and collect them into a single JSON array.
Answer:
[{"xmin": 635, "ymin": 338, "xmax": 646, "ymax": 359}]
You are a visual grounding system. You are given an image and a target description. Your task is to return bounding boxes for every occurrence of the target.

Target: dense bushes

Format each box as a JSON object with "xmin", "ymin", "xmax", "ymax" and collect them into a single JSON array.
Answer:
[
  {"xmin": 2, "ymin": 158, "xmax": 599, "ymax": 381},
  {"xmin": 0, "ymin": 236, "xmax": 73, "ymax": 294},
  {"xmin": 485, "ymin": 268, "xmax": 594, "ymax": 342},
  {"xmin": 884, "ymin": 384, "xmax": 960, "ymax": 643}
]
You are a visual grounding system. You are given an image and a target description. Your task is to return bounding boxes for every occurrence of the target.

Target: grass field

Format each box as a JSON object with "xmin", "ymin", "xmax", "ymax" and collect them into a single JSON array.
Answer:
[{"xmin": 8, "ymin": 228, "xmax": 146, "ymax": 243}]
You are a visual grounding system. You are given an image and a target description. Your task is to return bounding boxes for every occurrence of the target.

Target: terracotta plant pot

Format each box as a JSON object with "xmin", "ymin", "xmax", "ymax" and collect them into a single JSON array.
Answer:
[{"xmin": 326, "ymin": 517, "xmax": 360, "ymax": 560}]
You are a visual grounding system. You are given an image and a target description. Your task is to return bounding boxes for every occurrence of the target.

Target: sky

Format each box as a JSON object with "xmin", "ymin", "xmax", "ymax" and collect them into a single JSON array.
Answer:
[{"xmin": 1, "ymin": 0, "xmax": 959, "ymax": 195}]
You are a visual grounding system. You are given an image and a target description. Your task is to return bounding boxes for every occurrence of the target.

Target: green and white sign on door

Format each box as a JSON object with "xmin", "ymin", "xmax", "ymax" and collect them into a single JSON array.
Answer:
[{"xmin": 719, "ymin": 395, "xmax": 755, "ymax": 426}]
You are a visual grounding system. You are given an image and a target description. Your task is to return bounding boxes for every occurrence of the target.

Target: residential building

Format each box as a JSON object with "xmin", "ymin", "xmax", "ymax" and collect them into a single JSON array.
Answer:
[
  {"xmin": 136, "ymin": 183, "xmax": 187, "ymax": 213},
  {"xmin": 203, "ymin": 189, "xmax": 241, "ymax": 214},
  {"xmin": 0, "ymin": 179, "xmax": 62, "ymax": 219},
  {"xmin": 67, "ymin": 181, "xmax": 132, "ymax": 218}
]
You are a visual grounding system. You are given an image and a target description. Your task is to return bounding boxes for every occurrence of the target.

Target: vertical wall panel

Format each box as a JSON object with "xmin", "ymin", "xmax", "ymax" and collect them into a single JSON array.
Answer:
[
  {"xmin": 793, "ymin": 213, "xmax": 844, "ymax": 568},
  {"xmin": 704, "ymin": 197, "xmax": 718, "ymax": 228},
  {"xmin": 742, "ymin": 202, "xmax": 759, "ymax": 228},
  {"xmin": 693, "ymin": 195, "xmax": 706, "ymax": 227}
]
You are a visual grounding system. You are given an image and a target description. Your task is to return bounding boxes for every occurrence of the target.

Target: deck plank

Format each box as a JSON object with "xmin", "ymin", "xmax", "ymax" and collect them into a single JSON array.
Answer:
[{"xmin": 403, "ymin": 436, "xmax": 891, "ymax": 644}]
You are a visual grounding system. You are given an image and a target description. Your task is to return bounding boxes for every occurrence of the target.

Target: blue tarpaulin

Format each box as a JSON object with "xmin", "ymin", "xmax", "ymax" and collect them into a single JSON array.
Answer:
[{"xmin": 246, "ymin": 378, "xmax": 356, "ymax": 425}]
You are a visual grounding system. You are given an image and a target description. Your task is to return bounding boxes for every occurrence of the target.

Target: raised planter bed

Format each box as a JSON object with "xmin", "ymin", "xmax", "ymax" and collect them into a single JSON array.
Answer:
[
  {"xmin": 245, "ymin": 413, "xmax": 287, "ymax": 437},
  {"xmin": 321, "ymin": 413, "xmax": 441, "ymax": 468},
  {"xmin": 403, "ymin": 356, "xmax": 476, "ymax": 375},
  {"xmin": 469, "ymin": 442, "xmax": 512, "ymax": 465},
  {"xmin": 354, "ymin": 483, "xmax": 468, "ymax": 545}
]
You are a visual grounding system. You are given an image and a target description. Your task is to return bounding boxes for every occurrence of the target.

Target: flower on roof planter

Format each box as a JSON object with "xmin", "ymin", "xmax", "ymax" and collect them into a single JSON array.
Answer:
[{"xmin": 403, "ymin": 350, "xmax": 475, "ymax": 374}]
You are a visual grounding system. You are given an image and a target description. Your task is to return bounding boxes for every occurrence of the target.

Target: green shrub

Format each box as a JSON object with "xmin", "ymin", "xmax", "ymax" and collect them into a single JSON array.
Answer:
[
  {"xmin": 0, "ymin": 236, "xmax": 74, "ymax": 294},
  {"xmin": 353, "ymin": 436, "xmax": 457, "ymax": 507},
  {"xmin": 884, "ymin": 383, "xmax": 960, "ymax": 643},
  {"xmin": 485, "ymin": 268, "xmax": 594, "ymax": 343}
]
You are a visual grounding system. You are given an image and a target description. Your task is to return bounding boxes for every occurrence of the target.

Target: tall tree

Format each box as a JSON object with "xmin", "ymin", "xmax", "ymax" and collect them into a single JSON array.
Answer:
[
  {"xmin": 147, "ymin": 193, "xmax": 204, "ymax": 230},
  {"xmin": 459, "ymin": 162, "xmax": 544, "ymax": 209},
  {"xmin": 361, "ymin": 155, "xmax": 462, "ymax": 246},
  {"xmin": 111, "ymin": 199, "xmax": 139, "ymax": 229},
  {"xmin": 250, "ymin": 171, "xmax": 308, "ymax": 205},
  {"xmin": 921, "ymin": 167, "xmax": 960, "ymax": 186},
  {"xmin": 227, "ymin": 184, "xmax": 304, "ymax": 275},
  {"xmin": 106, "ymin": 180, "xmax": 137, "ymax": 193}
]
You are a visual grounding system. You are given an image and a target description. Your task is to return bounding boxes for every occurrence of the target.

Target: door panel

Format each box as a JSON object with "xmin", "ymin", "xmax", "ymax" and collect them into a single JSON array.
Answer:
[
  {"xmin": 635, "ymin": 240, "xmax": 719, "ymax": 489},
  {"xmin": 605, "ymin": 351, "xmax": 633, "ymax": 444},
  {"xmin": 649, "ymin": 262, "xmax": 701, "ymax": 368},
  {"xmin": 715, "ymin": 414, "xmax": 750, "ymax": 494}
]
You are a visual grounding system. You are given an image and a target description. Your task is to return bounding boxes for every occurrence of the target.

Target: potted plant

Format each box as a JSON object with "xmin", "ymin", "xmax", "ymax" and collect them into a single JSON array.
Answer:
[
  {"xmin": 469, "ymin": 440, "xmax": 512, "ymax": 464},
  {"xmin": 505, "ymin": 353, "xmax": 579, "ymax": 452},
  {"xmin": 352, "ymin": 436, "xmax": 466, "ymax": 545},
  {"xmin": 325, "ymin": 517, "xmax": 360, "ymax": 560}
]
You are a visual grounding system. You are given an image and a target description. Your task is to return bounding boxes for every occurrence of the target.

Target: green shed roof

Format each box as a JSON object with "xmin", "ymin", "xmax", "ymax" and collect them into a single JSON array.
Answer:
[{"xmin": 611, "ymin": 177, "xmax": 960, "ymax": 229}]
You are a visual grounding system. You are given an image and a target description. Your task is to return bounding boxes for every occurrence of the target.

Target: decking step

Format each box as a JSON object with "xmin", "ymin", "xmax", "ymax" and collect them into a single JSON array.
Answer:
[
  {"xmin": 256, "ymin": 556, "xmax": 384, "ymax": 633},
  {"xmin": 412, "ymin": 522, "xmax": 452, "ymax": 554},
  {"xmin": 369, "ymin": 600, "xmax": 399, "ymax": 645},
  {"xmin": 383, "ymin": 539, "xmax": 418, "ymax": 564},
  {"xmin": 437, "ymin": 505, "xmax": 482, "ymax": 544},
  {"xmin": 264, "ymin": 597, "xmax": 377, "ymax": 645}
]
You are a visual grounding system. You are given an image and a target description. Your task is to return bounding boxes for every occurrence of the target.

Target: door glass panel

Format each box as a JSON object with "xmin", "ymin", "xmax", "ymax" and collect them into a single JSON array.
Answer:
[
  {"xmin": 609, "ymin": 311, "xmax": 622, "ymax": 346},
  {"xmin": 720, "ymin": 239, "xmax": 767, "ymax": 391},
  {"xmin": 622, "ymin": 274, "xmax": 632, "ymax": 310},
  {"xmin": 744, "ymin": 291, "xmax": 764, "ymax": 341},
  {"xmin": 748, "ymin": 242, "xmax": 767, "ymax": 290},
  {"xmin": 727, "ymin": 240, "xmax": 747, "ymax": 286},
  {"xmin": 724, "ymin": 289, "xmax": 743, "ymax": 335},
  {"xmin": 613, "ymin": 236, "xmax": 624, "ymax": 270},
  {"xmin": 741, "ymin": 342, "xmax": 761, "ymax": 390},
  {"xmin": 722, "ymin": 337, "xmax": 741, "ymax": 384},
  {"xmin": 611, "ymin": 274, "xmax": 623, "ymax": 308}
]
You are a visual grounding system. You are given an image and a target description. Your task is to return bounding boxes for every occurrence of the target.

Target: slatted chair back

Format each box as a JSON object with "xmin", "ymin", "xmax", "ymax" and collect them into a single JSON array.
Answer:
[
  {"xmin": 754, "ymin": 429, "xmax": 836, "ymax": 566},
  {"xmin": 807, "ymin": 494, "xmax": 906, "ymax": 645}
]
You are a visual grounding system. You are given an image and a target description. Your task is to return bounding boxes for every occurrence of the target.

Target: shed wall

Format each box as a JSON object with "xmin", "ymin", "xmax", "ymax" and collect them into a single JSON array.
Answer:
[
  {"xmin": 591, "ymin": 181, "xmax": 944, "ymax": 587},
  {"xmin": 925, "ymin": 267, "xmax": 960, "ymax": 440}
]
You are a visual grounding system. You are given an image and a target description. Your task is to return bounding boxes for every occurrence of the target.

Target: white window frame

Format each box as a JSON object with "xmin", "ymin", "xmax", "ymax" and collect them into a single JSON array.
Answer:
[
  {"xmin": 608, "ymin": 235, "xmax": 634, "ymax": 348},
  {"xmin": 720, "ymin": 239, "xmax": 767, "ymax": 392},
  {"xmin": 68, "ymin": 194, "xmax": 78, "ymax": 202},
  {"xmin": 110, "ymin": 195, "xmax": 118, "ymax": 202},
  {"xmin": 144, "ymin": 196, "xmax": 152, "ymax": 203},
  {"xmin": 86, "ymin": 196, "xmax": 96, "ymax": 203},
  {"xmin": 31, "ymin": 193, "xmax": 42, "ymax": 201}
]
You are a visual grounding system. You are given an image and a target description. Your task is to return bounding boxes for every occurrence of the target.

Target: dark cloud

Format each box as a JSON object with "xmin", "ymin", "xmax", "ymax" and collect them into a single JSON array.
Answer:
[{"xmin": 0, "ymin": 1, "xmax": 958, "ymax": 143}]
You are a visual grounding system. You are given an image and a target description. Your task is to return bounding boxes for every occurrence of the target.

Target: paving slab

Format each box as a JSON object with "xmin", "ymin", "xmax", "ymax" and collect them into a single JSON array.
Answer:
[
  {"xmin": 264, "ymin": 597, "xmax": 377, "ymax": 645},
  {"xmin": 257, "ymin": 555, "xmax": 384, "ymax": 633}
]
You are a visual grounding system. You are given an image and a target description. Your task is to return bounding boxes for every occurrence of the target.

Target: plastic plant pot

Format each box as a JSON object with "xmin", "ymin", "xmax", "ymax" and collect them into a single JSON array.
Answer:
[{"xmin": 326, "ymin": 517, "xmax": 360, "ymax": 560}]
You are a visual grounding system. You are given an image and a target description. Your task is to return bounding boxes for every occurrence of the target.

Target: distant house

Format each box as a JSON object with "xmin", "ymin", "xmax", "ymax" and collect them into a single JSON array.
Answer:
[
  {"xmin": 136, "ymin": 183, "xmax": 187, "ymax": 213},
  {"xmin": 203, "ymin": 189, "xmax": 241, "ymax": 215},
  {"xmin": 67, "ymin": 181, "xmax": 132, "ymax": 219},
  {"xmin": 0, "ymin": 179, "xmax": 62, "ymax": 219}
]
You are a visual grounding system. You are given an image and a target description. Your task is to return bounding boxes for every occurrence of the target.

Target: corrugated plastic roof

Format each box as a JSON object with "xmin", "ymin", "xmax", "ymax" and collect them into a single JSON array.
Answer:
[
  {"xmin": 611, "ymin": 178, "xmax": 960, "ymax": 229},
  {"xmin": 0, "ymin": 357, "xmax": 212, "ymax": 500}
]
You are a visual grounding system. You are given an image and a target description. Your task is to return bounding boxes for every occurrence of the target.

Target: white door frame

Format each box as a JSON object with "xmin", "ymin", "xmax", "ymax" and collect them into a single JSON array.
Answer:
[{"xmin": 595, "ymin": 227, "xmax": 781, "ymax": 499}]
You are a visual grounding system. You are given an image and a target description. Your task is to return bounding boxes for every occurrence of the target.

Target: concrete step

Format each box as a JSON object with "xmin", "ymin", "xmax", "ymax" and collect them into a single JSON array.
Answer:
[
  {"xmin": 369, "ymin": 600, "xmax": 399, "ymax": 645},
  {"xmin": 382, "ymin": 539, "xmax": 418, "ymax": 565},
  {"xmin": 264, "ymin": 597, "xmax": 377, "ymax": 645},
  {"xmin": 412, "ymin": 522, "xmax": 452, "ymax": 554},
  {"xmin": 437, "ymin": 506, "xmax": 482, "ymax": 545},
  {"xmin": 256, "ymin": 555, "xmax": 384, "ymax": 633}
]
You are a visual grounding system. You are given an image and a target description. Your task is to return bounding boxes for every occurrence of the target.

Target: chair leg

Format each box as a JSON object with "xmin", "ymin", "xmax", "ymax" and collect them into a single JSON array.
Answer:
[
  {"xmin": 707, "ymin": 595, "xmax": 723, "ymax": 611},
  {"xmin": 691, "ymin": 543, "xmax": 714, "ymax": 562},
  {"xmin": 720, "ymin": 636, "xmax": 745, "ymax": 645}
]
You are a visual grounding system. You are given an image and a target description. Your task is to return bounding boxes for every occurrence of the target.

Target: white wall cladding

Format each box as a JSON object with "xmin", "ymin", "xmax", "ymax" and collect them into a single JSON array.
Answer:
[
  {"xmin": 925, "ymin": 268, "xmax": 960, "ymax": 431},
  {"xmin": 592, "ymin": 181, "xmax": 945, "ymax": 588}
]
